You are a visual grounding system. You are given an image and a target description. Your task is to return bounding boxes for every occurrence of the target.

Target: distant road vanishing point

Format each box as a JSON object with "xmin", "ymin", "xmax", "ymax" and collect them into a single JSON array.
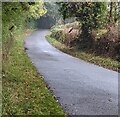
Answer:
[{"xmin": 25, "ymin": 30, "xmax": 118, "ymax": 116}]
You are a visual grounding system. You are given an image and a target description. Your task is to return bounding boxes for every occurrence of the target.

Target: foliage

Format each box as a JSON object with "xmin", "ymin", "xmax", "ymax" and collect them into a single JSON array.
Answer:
[
  {"xmin": 57, "ymin": 2, "xmax": 108, "ymax": 33},
  {"xmin": 46, "ymin": 34, "xmax": 119, "ymax": 72},
  {"xmin": 36, "ymin": 2, "xmax": 61, "ymax": 29},
  {"xmin": 2, "ymin": 30, "xmax": 65, "ymax": 115},
  {"xmin": 2, "ymin": 2, "xmax": 46, "ymax": 61},
  {"xmin": 57, "ymin": 2, "xmax": 111, "ymax": 50},
  {"xmin": 47, "ymin": 22, "xmax": 119, "ymax": 70},
  {"xmin": 2, "ymin": 2, "xmax": 46, "ymax": 41},
  {"xmin": 28, "ymin": 2, "xmax": 46, "ymax": 19},
  {"xmin": 44, "ymin": 2, "xmax": 61, "ymax": 22},
  {"xmin": 113, "ymin": 2, "xmax": 120, "ymax": 23},
  {"xmin": 51, "ymin": 23, "xmax": 79, "ymax": 47},
  {"xmin": 107, "ymin": 2, "xmax": 120, "ymax": 24},
  {"xmin": 51, "ymin": 29, "xmax": 64, "ymax": 42},
  {"xmin": 2, "ymin": 2, "xmax": 65, "ymax": 115},
  {"xmin": 77, "ymin": 2, "xmax": 107, "ymax": 32}
]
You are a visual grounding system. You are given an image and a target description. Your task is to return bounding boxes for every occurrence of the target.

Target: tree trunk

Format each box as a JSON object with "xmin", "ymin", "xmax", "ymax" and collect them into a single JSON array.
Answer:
[
  {"xmin": 80, "ymin": 24, "xmax": 93, "ymax": 49},
  {"xmin": 109, "ymin": 2, "xmax": 113, "ymax": 24}
]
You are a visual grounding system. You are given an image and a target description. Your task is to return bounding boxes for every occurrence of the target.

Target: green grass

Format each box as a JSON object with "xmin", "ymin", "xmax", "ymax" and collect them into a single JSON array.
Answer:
[
  {"xmin": 47, "ymin": 35, "xmax": 119, "ymax": 72},
  {"xmin": 46, "ymin": 34, "xmax": 66, "ymax": 49},
  {"xmin": 2, "ymin": 30, "xmax": 65, "ymax": 115}
]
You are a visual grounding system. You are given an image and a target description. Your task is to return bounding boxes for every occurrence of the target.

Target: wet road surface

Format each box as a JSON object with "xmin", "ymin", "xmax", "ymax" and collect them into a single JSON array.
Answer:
[{"xmin": 25, "ymin": 30, "xmax": 118, "ymax": 115}]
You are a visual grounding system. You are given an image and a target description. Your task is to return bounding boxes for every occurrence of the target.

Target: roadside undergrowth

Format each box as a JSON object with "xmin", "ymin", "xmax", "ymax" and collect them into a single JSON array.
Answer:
[
  {"xmin": 2, "ymin": 29, "xmax": 65, "ymax": 115},
  {"xmin": 46, "ymin": 35, "xmax": 119, "ymax": 72}
]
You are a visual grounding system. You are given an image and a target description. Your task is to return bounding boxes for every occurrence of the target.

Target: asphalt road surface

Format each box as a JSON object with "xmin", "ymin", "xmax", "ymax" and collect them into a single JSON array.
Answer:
[{"xmin": 25, "ymin": 30, "xmax": 118, "ymax": 116}]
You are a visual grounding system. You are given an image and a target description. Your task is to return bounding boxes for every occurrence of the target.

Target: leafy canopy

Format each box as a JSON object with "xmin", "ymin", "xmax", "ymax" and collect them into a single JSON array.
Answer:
[
  {"xmin": 57, "ymin": 2, "xmax": 108, "ymax": 32},
  {"xmin": 2, "ymin": 2, "xmax": 46, "ymax": 41}
]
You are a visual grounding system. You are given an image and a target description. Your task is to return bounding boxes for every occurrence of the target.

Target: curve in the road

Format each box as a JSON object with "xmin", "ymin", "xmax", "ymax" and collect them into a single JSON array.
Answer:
[{"xmin": 25, "ymin": 30, "xmax": 118, "ymax": 115}]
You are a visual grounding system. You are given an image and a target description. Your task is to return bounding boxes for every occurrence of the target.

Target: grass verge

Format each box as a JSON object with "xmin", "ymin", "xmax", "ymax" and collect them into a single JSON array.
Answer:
[
  {"xmin": 46, "ymin": 35, "xmax": 119, "ymax": 72},
  {"xmin": 2, "ymin": 29, "xmax": 65, "ymax": 115}
]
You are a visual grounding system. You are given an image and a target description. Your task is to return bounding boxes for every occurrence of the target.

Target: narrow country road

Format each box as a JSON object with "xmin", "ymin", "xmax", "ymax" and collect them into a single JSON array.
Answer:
[{"xmin": 25, "ymin": 30, "xmax": 118, "ymax": 115}]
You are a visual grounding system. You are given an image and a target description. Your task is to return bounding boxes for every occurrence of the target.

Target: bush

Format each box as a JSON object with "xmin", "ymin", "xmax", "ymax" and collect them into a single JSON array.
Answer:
[
  {"xmin": 50, "ymin": 23, "xmax": 119, "ymax": 61},
  {"xmin": 51, "ymin": 27, "xmax": 79, "ymax": 47},
  {"xmin": 93, "ymin": 25, "xmax": 119, "ymax": 60},
  {"xmin": 51, "ymin": 29, "xmax": 65, "ymax": 43},
  {"xmin": 65, "ymin": 21, "xmax": 80, "ymax": 29}
]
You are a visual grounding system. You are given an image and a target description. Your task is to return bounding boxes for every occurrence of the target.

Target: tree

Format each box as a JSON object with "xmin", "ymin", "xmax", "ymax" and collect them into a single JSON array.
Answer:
[
  {"xmin": 44, "ymin": 2, "xmax": 61, "ymax": 22},
  {"xmin": 112, "ymin": 2, "xmax": 120, "ymax": 23},
  {"xmin": 2, "ymin": 2, "xmax": 46, "ymax": 60},
  {"xmin": 107, "ymin": 2, "xmax": 120, "ymax": 24},
  {"xmin": 57, "ymin": 2, "xmax": 107, "ymax": 34},
  {"xmin": 57, "ymin": 2, "xmax": 108, "ymax": 49},
  {"xmin": 109, "ymin": 2, "xmax": 113, "ymax": 23},
  {"xmin": 2, "ymin": 2, "xmax": 46, "ymax": 41},
  {"xmin": 37, "ymin": 2, "xmax": 61, "ymax": 28}
]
